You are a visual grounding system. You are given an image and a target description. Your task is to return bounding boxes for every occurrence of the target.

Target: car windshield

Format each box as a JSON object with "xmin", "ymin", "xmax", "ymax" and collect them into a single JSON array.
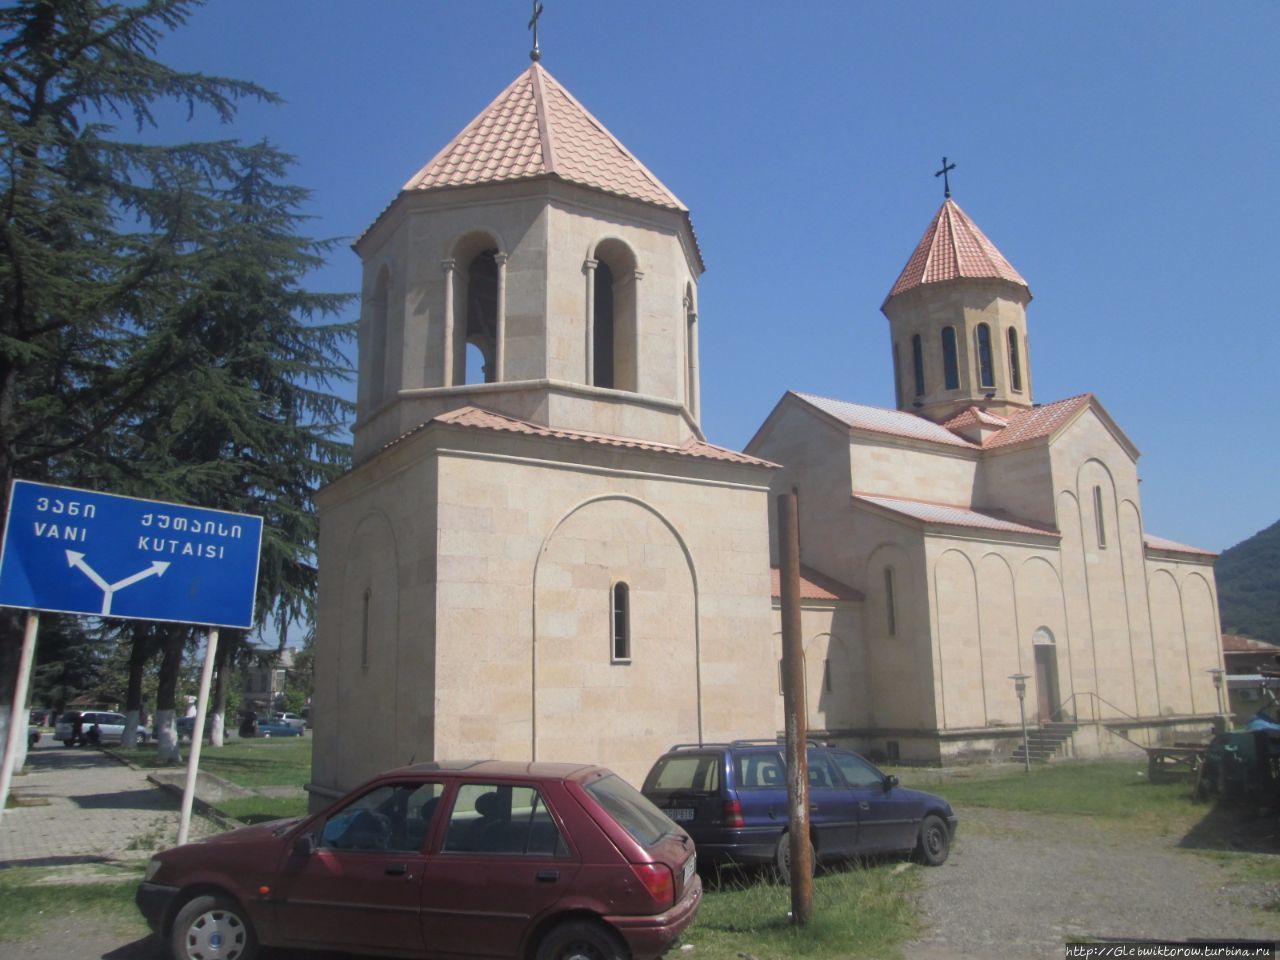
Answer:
[{"xmin": 586, "ymin": 774, "xmax": 677, "ymax": 847}]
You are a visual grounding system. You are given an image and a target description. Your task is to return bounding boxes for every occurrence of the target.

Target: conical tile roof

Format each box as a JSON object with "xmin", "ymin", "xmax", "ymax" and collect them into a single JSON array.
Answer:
[
  {"xmin": 403, "ymin": 63, "xmax": 686, "ymax": 211},
  {"xmin": 884, "ymin": 198, "xmax": 1028, "ymax": 305}
]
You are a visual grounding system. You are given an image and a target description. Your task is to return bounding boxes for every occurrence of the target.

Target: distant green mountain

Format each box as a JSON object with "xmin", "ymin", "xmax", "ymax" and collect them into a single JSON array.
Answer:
[{"xmin": 1217, "ymin": 518, "xmax": 1280, "ymax": 645}]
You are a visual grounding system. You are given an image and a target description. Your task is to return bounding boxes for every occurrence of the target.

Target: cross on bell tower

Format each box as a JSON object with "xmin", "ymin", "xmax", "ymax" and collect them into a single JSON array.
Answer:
[
  {"xmin": 935, "ymin": 156, "xmax": 956, "ymax": 199},
  {"xmin": 529, "ymin": 1, "xmax": 543, "ymax": 62}
]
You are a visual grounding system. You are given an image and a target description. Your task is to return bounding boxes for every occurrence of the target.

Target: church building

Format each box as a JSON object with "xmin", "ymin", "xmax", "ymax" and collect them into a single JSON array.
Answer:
[
  {"xmin": 309, "ymin": 61, "xmax": 780, "ymax": 798},
  {"xmin": 751, "ymin": 197, "xmax": 1224, "ymax": 763},
  {"xmin": 309, "ymin": 55, "xmax": 1224, "ymax": 800}
]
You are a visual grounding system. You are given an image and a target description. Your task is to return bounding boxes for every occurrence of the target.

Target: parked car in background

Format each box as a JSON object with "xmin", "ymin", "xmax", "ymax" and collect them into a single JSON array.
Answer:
[
  {"xmin": 55, "ymin": 710, "xmax": 147, "ymax": 747},
  {"xmin": 28, "ymin": 725, "xmax": 40, "ymax": 749},
  {"xmin": 137, "ymin": 759, "xmax": 701, "ymax": 960},
  {"xmin": 641, "ymin": 739, "xmax": 957, "ymax": 878},
  {"xmin": 272, "ymin": 712, "xmax": 305, "ymax": 729},
  {"xmin": 255, "ymin": 717, "xmax": 305, "ymax": 738}
]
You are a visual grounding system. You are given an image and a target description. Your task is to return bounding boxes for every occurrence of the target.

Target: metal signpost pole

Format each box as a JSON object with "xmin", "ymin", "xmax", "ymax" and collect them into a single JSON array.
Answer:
[
  {"xmin": 0, "ymin": 611, "xmax": 39, "ymax": 826},
  {"xmin": 178, "ymin": 628, "xmax": 219, "ymax": 845},
  {"xmin": 777, "ymin": 491, "xmax": 812, "ymax": 924}
]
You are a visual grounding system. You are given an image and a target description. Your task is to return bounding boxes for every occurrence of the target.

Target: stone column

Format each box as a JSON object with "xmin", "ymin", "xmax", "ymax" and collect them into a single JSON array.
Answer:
[
  {"xmin": 441, "ymin": 258, "xmax": 456, "ymax": 387},
  {"xmin": 494, "ymin": 252, "xmax": 509, "ymax": 382}
]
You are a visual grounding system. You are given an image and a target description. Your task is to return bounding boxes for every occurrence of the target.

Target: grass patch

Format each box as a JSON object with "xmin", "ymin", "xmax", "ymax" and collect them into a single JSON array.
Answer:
[
  {"xmin": 886, "ymin": 761, "xmax": 1204, "ymax": 834},
  {"xmin": 128, "ymin": 737, "xmax": 312, "ymax": 789},
  {"xmin": 686, "ymin": 863, "xmax": 920, "ymax": 960},
  {"xmin": 217, "ymin": 794, "xmax": 309, "ymax": 824},
  {"xmin": 0, "ymin": 866, "xmax": 146, "ymax": 943}
]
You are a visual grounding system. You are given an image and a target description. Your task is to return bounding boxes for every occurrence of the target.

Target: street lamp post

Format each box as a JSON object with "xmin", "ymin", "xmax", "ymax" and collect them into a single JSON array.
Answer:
[
  {"xmin": 1010, "ymin": 673, "xmax": 1031, "ymax": 773},
  {"xmin": 1207, "ymin": 668, "xmax": 1227, "ymax": 731}
]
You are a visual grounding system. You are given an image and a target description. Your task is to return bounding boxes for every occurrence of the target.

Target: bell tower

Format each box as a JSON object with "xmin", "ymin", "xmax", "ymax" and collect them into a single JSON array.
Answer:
[
  {"xmin": 350, "ymin": 62, "xmax": 706, "ymax": 461},
  {"xmin": 881, "ymin": 197, "xmax": 1034, "ymax": 422}
]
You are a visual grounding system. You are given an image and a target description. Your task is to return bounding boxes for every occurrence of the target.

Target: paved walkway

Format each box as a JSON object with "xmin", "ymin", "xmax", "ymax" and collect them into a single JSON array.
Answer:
[{"xmin": 1, "ymin": 738, "xmax": 217, "ymax": 869}]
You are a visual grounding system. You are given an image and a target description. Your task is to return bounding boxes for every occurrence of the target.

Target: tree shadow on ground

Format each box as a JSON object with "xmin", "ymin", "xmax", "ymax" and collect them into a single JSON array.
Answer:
[{"xmin": 1177, "ymin": 799, "xmax": 1280, "ymax": 855}]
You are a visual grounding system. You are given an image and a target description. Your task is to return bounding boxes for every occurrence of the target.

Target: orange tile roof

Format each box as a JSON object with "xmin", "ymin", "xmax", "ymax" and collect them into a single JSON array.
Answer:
[
  {"xmin": 1222, "ymin": 633, "xmax": 1279, "ymax": 654},
  {"xmin": 854, "ymin": 493, "xmax": 1059, "ymax": 538},
  {"xmin": 404, "ymin": 63, "xmax": 686, "ymax": 211},
  {"xmin": 884, "ymin": 198, "xmax": 1028, "ymax": 305},
  {"xmin": 791, "ymin": 391, "xmax": 1094, "ymax": 453},
  {"xmin": 1143, "ymin": 533, "xmax": 1217, "ymax": 558},
  {"xmin": 381, "ymin": 405, "xmax": 776, "ymax": 468},
  {"xmin": 770, "ymin": 565, "xmax": 864, "ymax": 602}
]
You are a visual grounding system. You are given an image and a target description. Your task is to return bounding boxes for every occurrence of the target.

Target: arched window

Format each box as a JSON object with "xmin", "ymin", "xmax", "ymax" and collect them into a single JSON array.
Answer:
[
  {"xmin": 1007, "ymin": 327, "xmax": 1023, "ymax": 392},
  {"xmin": 976, "ymin": 323, "xmax": 995, "ymax": 389},
  {"xmin": 1093, "ymin": 485, "xmax": 1107, "ymax": 548},
  {"xmin": 911, "ymin": 335, "xmax": 926, "ymax": 397},
  {"xmin": 367, "ymin": 267, "xmax": 389, "ymax": 405},
  {"xmin": 883, "ymin": 568, "xmax": 897, "ymax": 636},
  {"xmin": 611, "ymin": 582, "xmax": 631, "ymax": 661},
  {"xmin": 941, "ymin": 327, "xmax": 959, "ymax": 390},
  {"xmin": 590, "ymin": 240, "xmax": 638, "ymax": 392},
  {"xmin": 464, "ymin": 249, "xmax": 498, "ymax": 384}
]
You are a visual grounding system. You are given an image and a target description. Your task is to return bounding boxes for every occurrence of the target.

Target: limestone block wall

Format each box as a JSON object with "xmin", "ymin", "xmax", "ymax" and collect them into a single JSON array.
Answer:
[
  {"xmin": 429, "ymin": 433, "xmax": 776, "ymax": 788},
  {"xmin": 849, "ymin": 436, "xmax": 977, "ymax": 506},
  {"xmin": 769, "ymin": 601, "xmax": 869, "ymax": 737},
  {"xmin": 1145, "ymin": 554, "xmax": 1223, "ymax": 717},
  {"xmin": 977, "ymin": 444, "xmax": 1056, "ymax": 529},
  {"xmin": 312, "ymin": 445, "xmax": 440, "ymax": 795},
  {"xmin": 924, "ymin": 533, "xmax": 1064, "ymax": 732}
]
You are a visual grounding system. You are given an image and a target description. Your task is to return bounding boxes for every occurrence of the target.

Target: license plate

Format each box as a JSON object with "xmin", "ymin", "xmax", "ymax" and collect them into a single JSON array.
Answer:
[
  {"xmin": 683, "ymin": 853, "xmax": 697, "ymax": 886},
  {"xmin": 668, "ymin": 807, "xmax": 695, "ymax": 822}
]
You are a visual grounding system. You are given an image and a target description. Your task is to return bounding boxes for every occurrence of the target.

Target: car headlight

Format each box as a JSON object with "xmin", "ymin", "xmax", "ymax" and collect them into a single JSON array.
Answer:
[{"xmin": 143, "ymin": 857, "xmax": 162, "ymax": 883}]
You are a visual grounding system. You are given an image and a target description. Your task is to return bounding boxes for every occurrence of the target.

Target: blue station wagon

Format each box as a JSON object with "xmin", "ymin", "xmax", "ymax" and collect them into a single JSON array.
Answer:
[{"xmin": 641, "ymin": 740, "xmax": 957, "ymax": 877}]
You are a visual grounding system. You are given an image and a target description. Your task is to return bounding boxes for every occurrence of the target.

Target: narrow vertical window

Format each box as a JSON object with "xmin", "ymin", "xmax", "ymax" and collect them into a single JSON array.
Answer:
[
  {"xmin": 892, "ymin": 343, "xmax": 904, "ymax": 408},
  {"xmin": 611, "ymin": 582, "xmax": 630, "ymax": 661},
  {"xmin": 361, "ymin": 588, "xmax": 371, "ymax": 669},
  {"xmin": 942, "ymin": 327, "xmax": 959, "ymax": 390},
  {"xmin": 823, "ymin": 658, "xmax": 832, "ymax": 693},
  {"xmin": 976, "ymin": 323, "xmax": 995, "ymax": 389},
  {"xmin": 1093, "ymin": 485, "xmax": 1107, "ymax": 548},
  {"xmin": 1007, "ymin": 327, "xmax": 1023, "ymax": 392},
  {"xmin": 911, "ymin": 335, "xmax": 925, "ymax": 397},
  {"xmin": 883, "ymin": 568, "xmax": 897, "ymax": 636},
  {"xmin": 593, "ymin": 261, "xmax": 615, "ymax": 389}
]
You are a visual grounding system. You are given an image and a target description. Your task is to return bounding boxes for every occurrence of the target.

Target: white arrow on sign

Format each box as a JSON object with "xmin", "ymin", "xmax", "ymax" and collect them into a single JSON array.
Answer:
[{"xmin": 66, "ymin": 551, "xmax": 170, "ymax": 616}]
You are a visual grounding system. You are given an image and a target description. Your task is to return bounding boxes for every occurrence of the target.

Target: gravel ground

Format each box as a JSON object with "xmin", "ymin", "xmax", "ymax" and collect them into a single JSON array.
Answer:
[{"xmin": 903, "ymin": 805, "xmax": 1280, "ymax": 959}]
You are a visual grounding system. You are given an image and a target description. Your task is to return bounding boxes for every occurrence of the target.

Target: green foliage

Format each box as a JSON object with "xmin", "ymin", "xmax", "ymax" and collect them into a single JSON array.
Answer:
[
  {"xmin": 1217, "ymin": 518, "xmax": 1280, "ymax": 645},
  {"xmin": 689, "ymin": 865, "xmax": 919, "ymax": 960},
  {"xmin": 0, "ymin": 0, "xmax": 355, "ymax": 706},
  {"xmin": 0, "ymin": 867, "xmax": 145, "ymax": 942}
]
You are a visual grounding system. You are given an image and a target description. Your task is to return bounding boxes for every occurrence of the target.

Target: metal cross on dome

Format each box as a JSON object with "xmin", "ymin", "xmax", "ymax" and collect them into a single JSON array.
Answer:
[
  {"xmin": 529, "ymin": 0, "xmax": 544, "ymax": 62},
  {"xmin": 935, "ymin": 156, "xmax": 956, "ymax": 199}
]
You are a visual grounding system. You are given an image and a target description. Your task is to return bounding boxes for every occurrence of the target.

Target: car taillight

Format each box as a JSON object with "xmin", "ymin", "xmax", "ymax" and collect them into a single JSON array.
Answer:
[
  {"xmin": 630, "ymin": 862, "xmax": 674, "ymax": 908},
  {"xmin": 723, "ymin": 799, "xmax": 745, "ymax": 828}
]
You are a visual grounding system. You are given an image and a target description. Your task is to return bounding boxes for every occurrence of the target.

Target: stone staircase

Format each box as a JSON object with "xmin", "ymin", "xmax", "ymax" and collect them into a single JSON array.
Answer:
[{"xmin": 1011, "ymin": 722, "xmax": 1077, "ymax": 764}]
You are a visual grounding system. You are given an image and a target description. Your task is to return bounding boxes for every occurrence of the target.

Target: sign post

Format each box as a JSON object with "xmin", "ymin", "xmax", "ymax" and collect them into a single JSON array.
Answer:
[
  {"xmin": 0, "ymin": 480, "xmax": 263, "ymax": 838},
  {"xmin": 0, "ymin": 612, "xmax": 39, "ymax": 826}
]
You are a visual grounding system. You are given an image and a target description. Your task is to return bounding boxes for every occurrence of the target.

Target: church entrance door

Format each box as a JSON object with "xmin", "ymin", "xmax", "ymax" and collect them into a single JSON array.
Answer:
[{"xmin": 1034, "ymin": 644, "xmax": 1059, "ymax": 722}]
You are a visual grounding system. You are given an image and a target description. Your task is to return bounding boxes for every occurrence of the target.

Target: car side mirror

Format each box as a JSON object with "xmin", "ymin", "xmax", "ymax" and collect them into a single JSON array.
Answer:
[
  {"xmin": 883, "ymin": 775, "xmax": 899, "ymax": 792},
  {"xmin": 292, "ymin": 833, "xmax": 316, "ymax": 858}
]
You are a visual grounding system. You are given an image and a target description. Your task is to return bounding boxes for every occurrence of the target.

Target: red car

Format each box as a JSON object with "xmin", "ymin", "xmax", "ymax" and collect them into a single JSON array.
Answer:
[{"xmin": 137, "ymin": 760, "xmax": 701, "ymax": 960}]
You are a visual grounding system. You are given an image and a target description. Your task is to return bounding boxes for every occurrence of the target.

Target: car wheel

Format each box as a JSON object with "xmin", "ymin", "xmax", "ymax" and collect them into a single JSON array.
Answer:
[
  {"xmin": 60, "ymin": 739, "xmax": 72, "ymax": 748},
  {"xmin": 914, "ymin": 814, "xmax": 950, "ymax": 866},
  {"xmin": 170, "ymin": 893, "xmax": 257, "ymax": 960},
  {"xmin": 135, "ymin": 730, "xmax": 147, "ymax": 746},
  {"xmin": 535, "ymin": 920, "xmax": 627, "ymax": 960},
  {"xmin": 774, "ymin": 832, "xmax": 816, "ymax": 883}
]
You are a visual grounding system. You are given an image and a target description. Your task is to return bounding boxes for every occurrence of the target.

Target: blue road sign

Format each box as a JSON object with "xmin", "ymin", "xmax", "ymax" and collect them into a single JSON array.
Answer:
[{"xmin": 0, "ymin": 480, "xmax": 263, "ymax": 629}]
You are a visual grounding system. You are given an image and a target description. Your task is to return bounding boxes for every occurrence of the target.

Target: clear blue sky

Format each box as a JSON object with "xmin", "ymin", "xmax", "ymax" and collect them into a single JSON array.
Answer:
[{"xmin": 152, "ymin": 0, "xmax": 1278, "ymax": 554}]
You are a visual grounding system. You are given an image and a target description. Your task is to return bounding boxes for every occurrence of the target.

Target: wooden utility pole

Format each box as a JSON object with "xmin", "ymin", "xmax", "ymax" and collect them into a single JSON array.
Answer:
[{"xmin": 777, "ymin": 491, "xmax": 812, "ymax": 923}]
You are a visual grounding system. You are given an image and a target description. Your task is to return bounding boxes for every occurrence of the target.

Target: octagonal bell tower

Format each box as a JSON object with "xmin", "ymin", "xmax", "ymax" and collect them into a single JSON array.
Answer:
[
  {"xmin": 881, "ymin": 198, "xmax": 1034, "ymax": 422},
  {"xmin": 351, "ymin": 62, "xmax": 706, "ymax": 461}
]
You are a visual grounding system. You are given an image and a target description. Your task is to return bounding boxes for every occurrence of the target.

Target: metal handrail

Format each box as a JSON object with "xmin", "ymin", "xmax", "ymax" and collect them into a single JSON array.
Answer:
[{"xmin": 1048, "ymin": 691, "xmax": 1141, "ymax": 726}]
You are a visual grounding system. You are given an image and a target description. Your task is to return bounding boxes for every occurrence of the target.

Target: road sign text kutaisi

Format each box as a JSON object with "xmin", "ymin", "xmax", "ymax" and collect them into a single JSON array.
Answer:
[{"xmin": 0, "ymin": 480, "xmax": 263, "ymax": 629}]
